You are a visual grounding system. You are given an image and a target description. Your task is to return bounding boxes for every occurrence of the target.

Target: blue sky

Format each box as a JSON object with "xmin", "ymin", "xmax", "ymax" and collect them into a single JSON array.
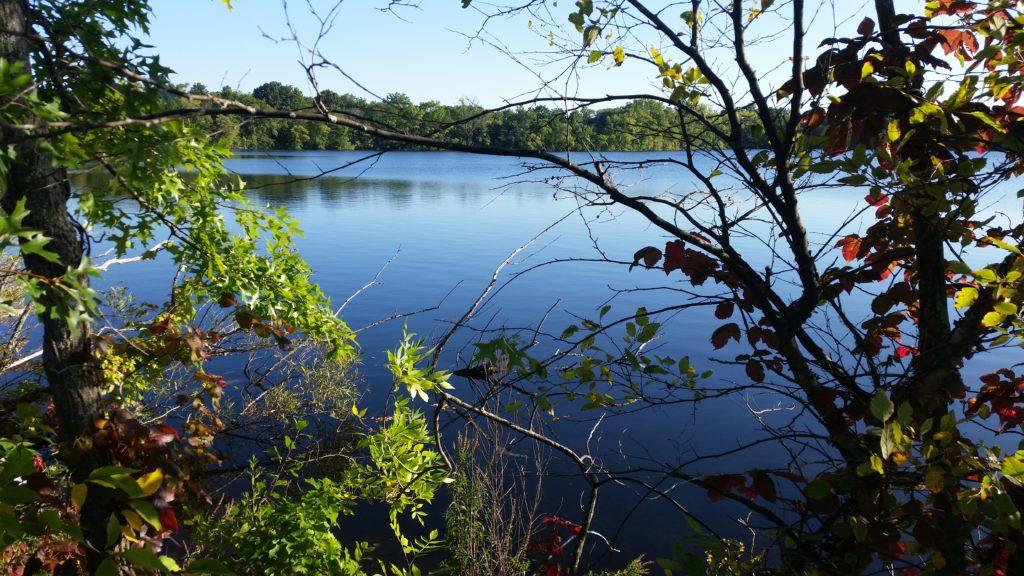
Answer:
[
  {"xmin": 146, "ymin": 0, "xmax": 915, "ymax": 106},
  {"xmin": 147, "ymin": 0, "xmax": 590, "ymax": 105}
]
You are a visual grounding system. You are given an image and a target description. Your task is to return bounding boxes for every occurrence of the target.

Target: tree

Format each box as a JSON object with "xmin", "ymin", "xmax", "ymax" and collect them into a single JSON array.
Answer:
[
  {"xmin": 5, "ymin": 0, "xmax": 1024, "ymax": 574},
  {"xmin": 0, "ymin": 0, "xmax": 355, "ymax": 570}
]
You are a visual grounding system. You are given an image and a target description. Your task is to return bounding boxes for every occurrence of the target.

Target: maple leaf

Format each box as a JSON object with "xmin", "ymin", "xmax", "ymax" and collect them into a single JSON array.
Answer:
[{"xmin": 663, "ymin": 240, "xmax": 686, "ymax": 274}]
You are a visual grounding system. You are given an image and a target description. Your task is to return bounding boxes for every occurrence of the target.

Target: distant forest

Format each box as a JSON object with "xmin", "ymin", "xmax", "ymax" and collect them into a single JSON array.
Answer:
[{"xmin": 186, "ymin": 82, "xmax": 778, "ymax": 152}]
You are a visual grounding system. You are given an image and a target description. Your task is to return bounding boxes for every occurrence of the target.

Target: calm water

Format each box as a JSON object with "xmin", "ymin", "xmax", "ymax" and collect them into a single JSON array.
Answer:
[{"xmin": 96, "ymin": 150, "xmax": 1021, "ymax": 567}]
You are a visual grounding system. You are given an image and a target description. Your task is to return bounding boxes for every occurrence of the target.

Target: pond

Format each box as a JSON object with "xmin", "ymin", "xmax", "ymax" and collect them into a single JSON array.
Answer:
[{"xmin": 95, "ymin": 150, "xmax": 1021, "ymax": 567}]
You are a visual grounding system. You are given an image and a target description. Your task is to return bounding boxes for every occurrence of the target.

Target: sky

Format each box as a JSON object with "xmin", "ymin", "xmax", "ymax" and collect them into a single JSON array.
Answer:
[{"xmin": 145, "ymin": 0, "xmax": 919, "ymax": 107}]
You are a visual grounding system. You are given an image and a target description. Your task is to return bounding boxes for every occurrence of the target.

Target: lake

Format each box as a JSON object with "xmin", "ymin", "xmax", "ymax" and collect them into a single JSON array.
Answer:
[{"xmin": 96, "ymin": 150, "xmax": 1021, "ymax": 568}]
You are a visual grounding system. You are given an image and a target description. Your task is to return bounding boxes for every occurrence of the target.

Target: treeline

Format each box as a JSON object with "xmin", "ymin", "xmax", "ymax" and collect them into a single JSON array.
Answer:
[{"xmin": 186, "ymin": 81, "xmax": 776, "ymax": 151}]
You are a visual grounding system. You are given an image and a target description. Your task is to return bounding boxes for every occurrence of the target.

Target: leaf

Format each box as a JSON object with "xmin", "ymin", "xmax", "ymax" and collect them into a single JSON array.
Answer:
[
  {"xmin": 711, "ymin": 323, "xmax": 741, "ymax": 349},
  {"xmin": 857, "ymin": 17, "xmax": 875, "ymax": 36},
  {"xmin": 135, "ymin": 468, "xmax": 164, "ymax": 497},
  {"xmin": 185, "ymin": 558, "xmax": 237, "ymax": 575},
  {"xmin": 745, "ymin": 359, "xmax": 765, "ymax": 383},
  {"xmin": 750, "ymin": 471, "xmax": 777, "ymax": 502},
  {"xmin": 630, "ymin": 246, "xmax": 662, "ymax": 271},
  {"xmin": 96, "ymin": 558, "xmax": 118, "ymax": 576},
  {"xmin": 886, "ymin": 120, "xmax": 901, "ymax": 142},
  {"xmin": 612, "ymin": 45, "xmax": 625, "ymax": 66},
  {"xmin": 71, "ymin": 483, "xmax": 87, "ymax": 509},
  {"xmin": 714, "ymin": 301, "xmax": 734, "ymax": 319},
  {"xmin": 870, "ymin": 391, "xmax": 894, "ymax": 422},
  {"xmin": 924, "ymin": 468, "xmax": 944, "ymax": 493},
  {"xmin": 982, "ymin": 311, "xmax": 1005, "ymax": 327},
  {"xmin": 954, "ymin": 287, "xmax": 978, "ymax": 309},
  {"xmin": 587, "ymin": 50, "xmax": 603, "ymax": 64},
  {"xmin": 1002, "ymin": 456, "xmax": 1024, "ymax": 478},
  {"xmin": 128, "ymin": 499, "xmax": 161, "ymax": 530},
  {"xmin": 869, "ymin": 454, "xmax": 885, "ymax": 475},
  {"xmin": 121, "ymin": 547, "xmax": 166, "ymax": 571},
  {"xmin": 804, "ymin": 479, "xmax": 830, "ymax": 500},
  {"xmin": 836, "ymin": 235, "xmax": 862, "ymax": 262}
]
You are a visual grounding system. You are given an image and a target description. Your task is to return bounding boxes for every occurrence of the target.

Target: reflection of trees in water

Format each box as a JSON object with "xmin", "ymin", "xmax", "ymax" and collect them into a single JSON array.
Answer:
[
  {"xmin": 239, "ymin": 173, "xmax": 546, "ymax": 209},
  {"xmin": 74, "ymin": 169, "xmax": 554, "ymax": 212}
]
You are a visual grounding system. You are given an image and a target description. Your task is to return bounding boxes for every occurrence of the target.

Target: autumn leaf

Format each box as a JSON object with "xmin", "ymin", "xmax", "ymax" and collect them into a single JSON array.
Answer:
[
  {"xmin": 711, "ymin": 323, "xmax": 741, "ymax": 349},
  {"xmin": 136, "ymin": 468, "xmax": 164, "ymax": 498},
  {"xmin": 750, "ymin": 471, "xmax": 777, "ymax": 502},
  {"xmin": 836, "ymin": 234, "xmax": 862, "ymax": 262},
  {"xmin": 714, "ymin": 301, "xmax": 734, "ymax": 319},
  {"xmin": 630, "ymin": 246, "xmax": 662, "ymax": 271},
  {"xmin": 71, "ymin": 483, "xmax": 87, "ymax": 509},
  {"xmin": 856, "ymin": 17, "xmax": 875, "ymax": 37},
  {"xmin": 746, "ymin": 359, "xmax": 765, "ymax": 382},
  {"xmin": 663, "ymin": 240, "xmax": 686, "ymax": 274}
]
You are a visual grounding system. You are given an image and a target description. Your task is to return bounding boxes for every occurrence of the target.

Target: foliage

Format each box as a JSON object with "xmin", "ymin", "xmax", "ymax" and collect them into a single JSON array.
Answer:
[
  {"xmin": 193, "ymin": 354, "xmax": 449, "ymax": 576},
  {"xmin": 185, "ymin": 83, "xmax": 777, "ymax": 152}
]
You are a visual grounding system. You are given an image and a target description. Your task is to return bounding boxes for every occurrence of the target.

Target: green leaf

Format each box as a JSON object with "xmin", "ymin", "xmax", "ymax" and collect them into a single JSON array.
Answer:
[
  {"xmin": 954, "ymin": 287, "xmax": 979, "ymax": 309},
  {"xmin": 587, "ymin": 50, "xmax": 602, "ymax": 63},
  {"xmin": 121, "ymin": 547, "xmax": 166, "ymax": 571},
  {"xmin": 96, "ymin": 558, "xmax": 118, "ymax": 576},
  {"xmin": 1003, "ymin": 456, "xmax": 1024, "ymax": 478},
  {"xmin": 804, "ymin": 479, "xmax": 830, "ymax": 500},
  {"xmin": 185, "ymin": 558, "xmax": 237, "ymax": 575},
  {"xmin": 870, "ymin": 390, "xmax": 894, "ymax": 422},
  {"xmin": 128, "ymin": 499, "xmax": 161, "ymax": 530}
]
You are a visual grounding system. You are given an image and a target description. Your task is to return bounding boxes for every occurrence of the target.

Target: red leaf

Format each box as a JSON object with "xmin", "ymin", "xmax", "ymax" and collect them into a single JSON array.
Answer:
[
  {"xmin": 158, "ymin": 507, "xmax": 179, "ymax": 533},
  {"xmin": 933, "ymin": 0, "xmax": 976, "ymax": 16},
  {"xmin": 746, "ymin": 359, "xmax": 766, "ymax": 383},
  {"xmin": 704, "ymin": 474, "xmax": 746, "ymax": 502},
  {"xmin": 711, "ymin": 323, "xmax": 741, "ymax": 349},
  {"xmin": 865, "ymin": 191, "xmax": 888, "ymax": 206},
  {"xmin": 750, "ymin": 471, "xmax": 777, "ymax": 502},
  {"xmin": 801, "ymin": 107, "xmax": 826, "ymax": 130},
  {"xmin": 835, "ymin": 234, "xmax": 862, "ymax": 262},
  {"xmin": 714, "ymin": 301, "xmax": 734, "ymax": 319},
  {"xmin": 938, "ymin": 29, "xmax": 978, "ymax": 56},
  {"xmin": 895, "ymin": 345, "xmax": 917, "ymax": 359},
  {"xmin": 857, "ymin": 17, "xmax": 875, "ymax": 37},
  {"xmin": 663, "ymin": 240, "xmax": 686, "ymax": 274}
]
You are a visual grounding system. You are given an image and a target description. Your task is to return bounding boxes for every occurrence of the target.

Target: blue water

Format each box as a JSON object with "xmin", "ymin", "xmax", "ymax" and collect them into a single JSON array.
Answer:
[{"xmin": 94, "ymin": 150, "xmax": 1022, "ymax": 567}]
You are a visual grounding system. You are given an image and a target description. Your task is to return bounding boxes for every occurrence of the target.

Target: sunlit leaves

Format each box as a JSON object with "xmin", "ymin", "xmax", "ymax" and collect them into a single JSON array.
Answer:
[{"xmin": 387, "ymin": 329, "xmax": 452, "ymax": 402}]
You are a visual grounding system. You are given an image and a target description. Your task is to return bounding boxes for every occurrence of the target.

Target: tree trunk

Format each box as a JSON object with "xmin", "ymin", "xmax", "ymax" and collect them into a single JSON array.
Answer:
[{"xmin": 1, "ymin": 0, "xmax": 111, "ymax": 565}]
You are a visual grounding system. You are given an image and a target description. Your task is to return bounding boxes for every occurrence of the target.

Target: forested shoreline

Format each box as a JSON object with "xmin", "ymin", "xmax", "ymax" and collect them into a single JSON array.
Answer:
[{"xmin": 187, "ymin": 81, "xmax": 777, "ymax": 152}]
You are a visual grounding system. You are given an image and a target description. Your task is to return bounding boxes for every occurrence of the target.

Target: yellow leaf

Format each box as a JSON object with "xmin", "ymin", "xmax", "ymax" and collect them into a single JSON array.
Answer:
[
  {"xmin": 613, "ymin": 45, "xmax": 625, "ymax": 66},
  {"xmin": 924, "ymin": 468, "xmax": 945, "ymax": 493},
  {"xmin": 982, "ymin": 311, "xmax": 1005, "ymax": 327},
  {"xmin": 71, "ymin": 483, "xmax": 87, "ymax": 509},
  {"xmin": 122, "ymin": 509, "xmax": 144, "ymax": 532},
  {"xmin": 135, "ymin": 468, "xmax": 164, "ymax": 497},
  {"xmin": 861, "ymin": 60, "xmax": 875, "ymax": 79},
  {"xmin": 886, "ymin": 120, "xmax": 901, "ymax": 142},
  {"xmin": 954, "ymin": 287, "xmax": 978, "ymax": 309}
]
